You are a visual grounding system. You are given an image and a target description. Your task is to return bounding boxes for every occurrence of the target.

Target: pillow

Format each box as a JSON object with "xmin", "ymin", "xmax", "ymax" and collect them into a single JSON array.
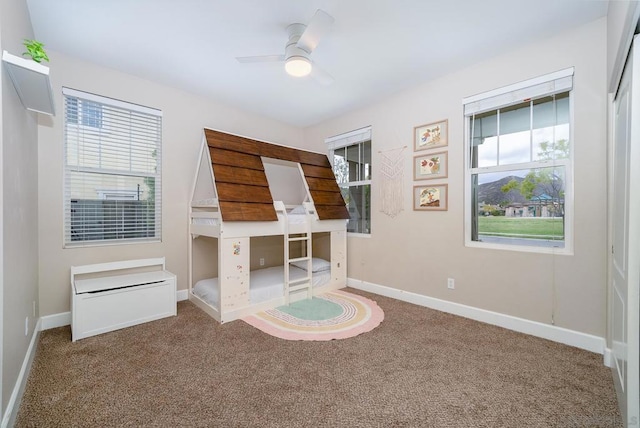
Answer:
[
  {"xmin": 290, "ymin": 205, "xmax": 306, "ymax": 215},
  {"xmin": 291, "ymin": 257, "xmax": 331, "ymax": 273}
]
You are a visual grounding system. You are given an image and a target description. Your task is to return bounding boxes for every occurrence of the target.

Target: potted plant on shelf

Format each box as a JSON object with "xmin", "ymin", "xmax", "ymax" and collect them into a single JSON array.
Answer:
[{"xmin": 22, "ymin": 39, "xmax": 49, "ymax": 63}]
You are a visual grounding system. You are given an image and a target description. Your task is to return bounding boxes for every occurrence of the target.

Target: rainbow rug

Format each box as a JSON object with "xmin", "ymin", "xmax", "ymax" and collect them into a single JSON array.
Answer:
[{"xmin": 242, "ymin": 289, "xmax": 384, "ymax": 341}]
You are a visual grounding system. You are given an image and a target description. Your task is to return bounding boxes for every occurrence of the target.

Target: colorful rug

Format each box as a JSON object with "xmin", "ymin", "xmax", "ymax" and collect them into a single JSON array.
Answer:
[{"xmin": 242, "ymin": 289, "xmax": 384, "ymax": 341}]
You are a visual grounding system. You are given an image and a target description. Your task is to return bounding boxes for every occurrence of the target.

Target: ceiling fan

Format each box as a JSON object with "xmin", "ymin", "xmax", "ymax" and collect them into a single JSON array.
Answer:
[{"xmin": 236, "ymin": 9, "xmax": 335, "ymax": 85}]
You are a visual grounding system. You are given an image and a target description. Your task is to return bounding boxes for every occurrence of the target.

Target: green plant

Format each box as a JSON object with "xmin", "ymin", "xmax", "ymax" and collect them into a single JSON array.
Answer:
[{"xmin": 22, "ymin": 39, "xmax": 49, "ymax": 63}]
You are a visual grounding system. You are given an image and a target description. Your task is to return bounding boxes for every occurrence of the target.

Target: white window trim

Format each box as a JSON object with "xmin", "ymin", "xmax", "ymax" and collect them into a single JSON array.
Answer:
[
  {"xmin": 463, "ymin": 70, "xmax": 574, "ymax": 255},
  {"xmin": 327, "ymin": 126, "xmax": 372, "ymax": 237}
]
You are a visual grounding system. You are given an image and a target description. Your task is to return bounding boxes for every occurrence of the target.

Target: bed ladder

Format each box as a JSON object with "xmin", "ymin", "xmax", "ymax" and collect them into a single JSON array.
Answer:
[{"xmin": 283, "ymin": 204, "xmax": 313, "ymax": 305}]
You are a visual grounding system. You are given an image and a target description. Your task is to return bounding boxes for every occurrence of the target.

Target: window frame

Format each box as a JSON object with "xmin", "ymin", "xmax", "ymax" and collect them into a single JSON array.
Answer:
[
  {"xmin": 463, "ymin": 69, "xmax": 574, "ymax": 255},
  {"xmin": 326, "ymin": 126, "xmax": 372, "ymax": 237},
  {"xmin": 62, "ymin": 87, "xmax": 163, "ymax": 248}
]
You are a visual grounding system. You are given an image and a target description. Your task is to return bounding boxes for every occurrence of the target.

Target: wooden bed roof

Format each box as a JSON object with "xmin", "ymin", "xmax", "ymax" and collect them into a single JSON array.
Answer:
[{"xmin": 205, "ymin": 129, "xmax": 350, "ymax": 222}]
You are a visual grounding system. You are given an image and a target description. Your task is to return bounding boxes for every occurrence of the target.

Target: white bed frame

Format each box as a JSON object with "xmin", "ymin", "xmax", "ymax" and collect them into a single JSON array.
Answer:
[
  {"xmin": 71, "ymin": 258, "xmax": 176, "ymax": 341},
  {"xmin": 188, "ymin": 134, "xmax": 348, "ymax": 323}
]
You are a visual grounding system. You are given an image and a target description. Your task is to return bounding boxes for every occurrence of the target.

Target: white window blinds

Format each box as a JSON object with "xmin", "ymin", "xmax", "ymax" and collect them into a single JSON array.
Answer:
[{"xmin": 63, "ymin": 88, "xmax": 162, "ymax": 246}]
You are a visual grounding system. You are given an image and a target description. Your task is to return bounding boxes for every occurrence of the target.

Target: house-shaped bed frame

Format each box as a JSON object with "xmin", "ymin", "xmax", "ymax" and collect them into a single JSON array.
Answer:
[{"xmin": 188, "ymin": 129, "xmax": 350, "ymax": 323}]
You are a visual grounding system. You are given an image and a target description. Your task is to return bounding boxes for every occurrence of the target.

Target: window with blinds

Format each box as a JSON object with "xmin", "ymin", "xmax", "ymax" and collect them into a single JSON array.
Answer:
[
  {"xmin": 463, "ymin": 68, "xmax": 573, "ymax": 254},
  {"xmin": 63, "ymin": 88, "xmax": 162, "ymax": 247},
  {"xmin": 326, "ymin": 127, "xmax": 372, "ymax": 235}
]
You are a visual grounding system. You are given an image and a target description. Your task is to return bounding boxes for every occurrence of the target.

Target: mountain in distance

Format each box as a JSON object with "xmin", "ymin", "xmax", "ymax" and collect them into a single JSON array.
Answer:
[{"xmin": 477, "ymin": 175, "xmax": 527, "ymax": 206}]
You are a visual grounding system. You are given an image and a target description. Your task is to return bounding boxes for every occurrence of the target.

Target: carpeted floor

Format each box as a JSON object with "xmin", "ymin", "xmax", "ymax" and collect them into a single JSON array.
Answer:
[{"xmin": 15, "ymin": 288, "xmax": 622, "ymax": 427}]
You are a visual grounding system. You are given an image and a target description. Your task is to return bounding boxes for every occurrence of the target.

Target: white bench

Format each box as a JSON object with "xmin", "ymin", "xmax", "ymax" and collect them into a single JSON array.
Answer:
[{"xmin": 71, "ymin": 258, "xmax": 176, "ymax": 342}]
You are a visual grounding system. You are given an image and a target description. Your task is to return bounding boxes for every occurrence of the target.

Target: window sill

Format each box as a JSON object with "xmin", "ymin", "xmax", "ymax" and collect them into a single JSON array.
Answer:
[
  {"xmin": 64, "ymin": 238, "xmax": 161, "ymax": 249},
  {"xmin": 347, "ymin": 233, "xmax": 371, "ymax": 239},
  {"xmin": 465, "ymin": 238, "xmax": 573, "ymax": 255}
]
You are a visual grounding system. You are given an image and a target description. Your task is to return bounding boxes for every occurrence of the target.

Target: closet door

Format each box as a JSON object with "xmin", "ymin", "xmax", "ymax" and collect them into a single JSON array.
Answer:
[{"xmin": 611, "ymin": 34, "xmax": 640, "ymax": 427}]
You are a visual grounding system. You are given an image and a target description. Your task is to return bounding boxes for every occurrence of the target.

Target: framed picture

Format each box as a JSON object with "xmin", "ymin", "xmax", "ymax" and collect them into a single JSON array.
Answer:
[
  {"xmin": 413, "ymin": 151, "xmax": 448, "ymax": 181},
  {"xmin": 414, "ymin": 119, "xmax": 448, "ymax": 151},
  {"xmin": 413, "ymin": 184, "xmax": 448, "ymax": 211}
]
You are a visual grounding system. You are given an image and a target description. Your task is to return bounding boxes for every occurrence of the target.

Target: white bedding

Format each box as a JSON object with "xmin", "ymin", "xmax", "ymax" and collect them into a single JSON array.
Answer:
[
  {"xmin": 192, "ymin": 265, "xmax": 330, "ymax": 307},
  {"xmin": 192, "ymin": 217, "xmax": 220, "ymax": 226}
]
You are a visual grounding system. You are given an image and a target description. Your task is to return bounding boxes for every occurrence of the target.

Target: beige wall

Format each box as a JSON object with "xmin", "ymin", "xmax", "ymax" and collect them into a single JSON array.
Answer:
[
  {"xmin": 304, "ymin": 18, "xmax": 608, "ymax": 337},
  {"xmin": 1, "ymin": 0, "xmax": 40, "ymax": 415},
  {"xmin": 37, "ymin": 51, "xmax": 303, "ymax": 316}
]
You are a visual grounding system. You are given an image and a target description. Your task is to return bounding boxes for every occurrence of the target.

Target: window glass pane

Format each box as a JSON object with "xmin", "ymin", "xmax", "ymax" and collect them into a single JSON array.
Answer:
[
  {"xmin": 341, "ymin": 184, "xmax": 371, "ymax": 234},
  {"xmin": 362, "ymin": 140, "xmax": 372, "ymax": 180},
  {"xmin": 472, "ymin": 166, "xmax": 565, "ymax": 247},
  {"xmin": 333, "ymin": 147, "xmax": 348, "ymax": 184},
  {"xmin": 499, "ymin": 102, "xmax": 531, "ymax": 165},
  {"xmin": 346, "ymin": 145, "xmax": 360, "ymax": 181},
  {"xmin": 532, "ymin": 92, "xmax": 570, "ymax": 161},
  {"xmin": 471, "ymin": 111, "xmax": 498, "ymax": 168}
]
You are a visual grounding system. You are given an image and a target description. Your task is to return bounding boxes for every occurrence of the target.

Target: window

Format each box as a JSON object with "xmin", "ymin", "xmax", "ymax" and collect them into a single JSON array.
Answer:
[
  {"xmin": 63, "ymin": 88, "xmax": 162, "ymax": 246},
  {"xmin": 463, "ymin": 68, "xmax": 573, "ymax": 253},
  {"xmin": 326, "ymin": 127, "xmax": 372, "ymax": 235}
]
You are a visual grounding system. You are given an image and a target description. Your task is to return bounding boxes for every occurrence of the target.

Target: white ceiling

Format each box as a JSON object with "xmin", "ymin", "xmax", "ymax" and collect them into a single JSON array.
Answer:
[{"xmin": 26, "ymin": 0, "xmax": 608, "ymax": 127}]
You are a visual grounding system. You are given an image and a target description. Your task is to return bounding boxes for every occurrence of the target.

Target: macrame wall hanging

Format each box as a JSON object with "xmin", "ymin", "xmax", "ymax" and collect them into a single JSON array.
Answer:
[{"xmin": 378, "ymin": 146, "xmax": 406, "ymax": 218}]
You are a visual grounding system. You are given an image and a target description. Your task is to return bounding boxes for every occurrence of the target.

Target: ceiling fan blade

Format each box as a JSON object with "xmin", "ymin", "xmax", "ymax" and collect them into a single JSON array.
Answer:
[
  {"xmin": 236, "ymin": 54, "xmax": 285, "ymax": 63},
  {"xmin": 311, "ymin": 62, "xmax": 334, "ymax": 85},
  {"xmin": 297, "ymin": 9, "xmax": 334, "ymax": 54}
]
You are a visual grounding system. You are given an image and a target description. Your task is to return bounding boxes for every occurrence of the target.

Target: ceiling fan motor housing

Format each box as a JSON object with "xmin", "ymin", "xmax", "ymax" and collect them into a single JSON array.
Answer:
[{"xmin": 285, "ymin": 23, "xmax": 310, "ymax": 61}]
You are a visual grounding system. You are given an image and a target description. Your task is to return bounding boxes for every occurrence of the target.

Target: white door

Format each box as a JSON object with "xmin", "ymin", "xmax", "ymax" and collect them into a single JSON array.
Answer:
[{"xmin": 611, "ymin": 34, "xmax": 640, "ymax": 427}]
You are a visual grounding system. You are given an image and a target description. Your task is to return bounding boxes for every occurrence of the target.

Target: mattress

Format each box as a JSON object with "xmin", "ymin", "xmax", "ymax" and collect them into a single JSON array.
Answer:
[{"xmin": 192, "ymin": 265, "xmax": 330, "ymax": 308}]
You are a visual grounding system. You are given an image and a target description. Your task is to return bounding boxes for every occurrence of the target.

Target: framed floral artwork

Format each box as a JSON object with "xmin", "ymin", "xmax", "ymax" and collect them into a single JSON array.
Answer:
[
  {"xmin": 414, "ymin": 119, "xmax": 448, "ymax": 151},
  {"xmin": 413, "ymin": 184, "xmax": 448, "ymax": 211},
  {"xmin": 413, "ymin": 151, "xmax": 448, "ymax": 180}
]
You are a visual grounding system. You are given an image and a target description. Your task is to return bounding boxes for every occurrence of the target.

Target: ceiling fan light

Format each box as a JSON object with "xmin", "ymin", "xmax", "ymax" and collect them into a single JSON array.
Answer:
[{"xmin": 285, "ymin": 56, "xmax": 312, "ymax": 77}]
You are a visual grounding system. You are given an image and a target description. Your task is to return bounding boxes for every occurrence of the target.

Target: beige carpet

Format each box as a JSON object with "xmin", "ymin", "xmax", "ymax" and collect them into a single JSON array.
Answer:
[{"xmin": 16, "ymin": 289, "xmax": 621, "ymax": 427}]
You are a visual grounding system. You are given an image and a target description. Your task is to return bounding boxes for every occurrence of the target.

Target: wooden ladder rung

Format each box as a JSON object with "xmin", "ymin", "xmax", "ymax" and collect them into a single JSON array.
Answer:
[
  {"xmin": 288, "ymin": 283, "xmax": 312, "ymax": 292},
  {"xmin": 289, "ymin": 256, "xmax": 310, "ymax": 264}
]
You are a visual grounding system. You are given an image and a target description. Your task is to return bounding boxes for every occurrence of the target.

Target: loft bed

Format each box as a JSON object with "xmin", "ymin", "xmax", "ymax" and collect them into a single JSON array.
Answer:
[{"xmin": 188, "ymin": 128, "xmax": 350, "ymax": 323}]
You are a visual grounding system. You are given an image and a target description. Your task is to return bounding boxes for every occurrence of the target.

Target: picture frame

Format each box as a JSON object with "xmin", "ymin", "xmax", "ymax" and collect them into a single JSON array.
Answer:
[
  {"xmin": 414, "ymin": 119, "xmax": 448, "ymax": 151},
  {"xmin": 413, "ymin": 184, "xmax": 448, "ymax": 211},
  {"xmin": 413, "ymin": 151, "xmax": 448, "ymax": 181}
]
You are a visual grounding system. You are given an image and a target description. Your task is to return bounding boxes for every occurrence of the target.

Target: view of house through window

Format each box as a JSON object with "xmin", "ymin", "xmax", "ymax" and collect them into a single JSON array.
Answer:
[
  {"xmin": 63, "ymin": 88, "xmax": 162, "ymax": 246},
  {"xmin": 464, "ymin": 69, "xmax": 573, "ymax": 252},
  {"xmin": 327, "ymin": 127, "xmax": 372, "ymax": 234}
]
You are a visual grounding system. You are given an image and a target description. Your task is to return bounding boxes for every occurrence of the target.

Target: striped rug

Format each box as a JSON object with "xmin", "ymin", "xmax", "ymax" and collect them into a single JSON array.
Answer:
[{"xmin": 242, "ymin": 289, "xmax": 384, "ymax": 341}]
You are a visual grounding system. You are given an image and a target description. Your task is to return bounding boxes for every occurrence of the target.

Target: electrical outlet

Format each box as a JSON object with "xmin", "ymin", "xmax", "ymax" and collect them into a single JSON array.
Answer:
[
  {"xmin": 25, "ymin": 317, "xmax": 29, "ymax": 336},
  {"xmin": 259, "ymin": 258, "xmax": 265, "ymax": 266},
  {"xmin": 447, "ymin": 278, "xmax": 455, "ymax": 289}
]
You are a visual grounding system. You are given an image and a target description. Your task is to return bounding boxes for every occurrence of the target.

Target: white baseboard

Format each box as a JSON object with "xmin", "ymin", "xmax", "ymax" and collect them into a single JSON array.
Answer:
[
  {"xmin": 348, "ymin": 278, "xmax": 606, "ymax": 356},
  {"xmin": 1, "ymin": 319, "xmax": 42, "ymax": 428},
  {"xmin": 41, "ymin": 311, "xmax": 71, "ymax": 330},
  {"xmin": 603, "ymin": 347, "xmax": 614, "ymax": 368},
  {"xmin": 177, "ymin": 289, "xmax": 188, "ymax": 301}
]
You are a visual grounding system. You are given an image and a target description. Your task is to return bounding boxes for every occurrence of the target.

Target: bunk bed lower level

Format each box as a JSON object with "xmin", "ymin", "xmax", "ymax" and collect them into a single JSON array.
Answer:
[{"xmin": 188, "ymin": 200, "xmax": 347, "ymax": 323}]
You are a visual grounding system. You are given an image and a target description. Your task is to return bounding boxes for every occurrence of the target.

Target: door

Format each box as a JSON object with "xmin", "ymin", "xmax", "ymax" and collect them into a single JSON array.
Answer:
[{"xmin": 611, "ymin": 34, "xmax": 640, "ymax": 427}]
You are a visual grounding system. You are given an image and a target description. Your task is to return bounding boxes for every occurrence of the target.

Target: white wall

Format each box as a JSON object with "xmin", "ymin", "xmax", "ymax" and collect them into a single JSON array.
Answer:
[
  {"xmin": 304, "ymin": 18, "xmax": 608, "ymax": 337},
  {"xmin": 37, "ymin": 51, "xmax": 303, "ymax": 316},
  {"xmin": 0, "ymin": 0, "xmax": 39, "ymax": 415}
]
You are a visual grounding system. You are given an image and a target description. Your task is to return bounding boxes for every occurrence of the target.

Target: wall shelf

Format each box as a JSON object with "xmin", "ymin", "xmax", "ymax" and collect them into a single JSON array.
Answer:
[{"xmin": 2, "ymin": 50, "xmax": 55, "ymax": 115}]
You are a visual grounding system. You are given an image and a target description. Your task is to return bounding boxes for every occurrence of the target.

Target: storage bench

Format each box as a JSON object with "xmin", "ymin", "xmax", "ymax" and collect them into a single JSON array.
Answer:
[{"xmin": 71, "ymin": 258, "xmax": 176, "ymax": 342}]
